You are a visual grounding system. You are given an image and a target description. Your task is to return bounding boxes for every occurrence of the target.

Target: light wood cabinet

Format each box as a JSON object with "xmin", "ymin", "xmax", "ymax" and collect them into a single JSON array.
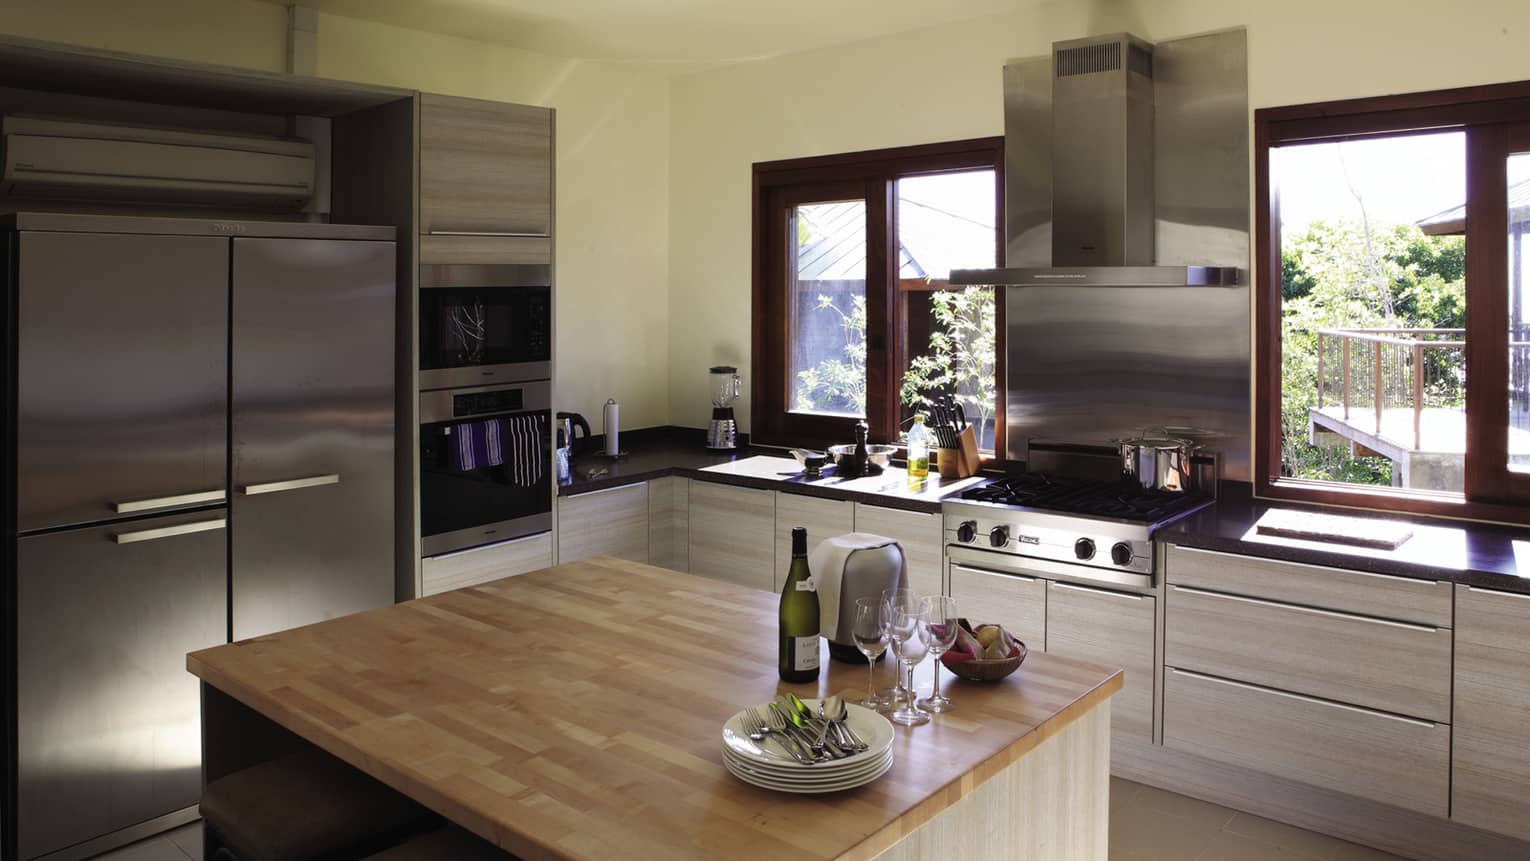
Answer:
[
  {"xmin": 420, "ymin": 532, "xmax": 553, "ymax": 596},
  {"xmin": 1166, "ymin": 584, "xmax": 1451, "ymax": 722},
  {"xmin": 1452, "ymin": 585, "xmax": 1530, "ymax": 841},
  {"xmin": 557, "ymin": 483, "xmax": 649, "ymax": 565},
  {"xmin": 1165, "ymin": 544, "xmax": 1451, "ymax": 627},
  {"xmin": 852, "ymin": 503, "xmax": 944, "ymax": 597},
  {"xmin": 419, "ymin": 93, "xmax": 552, "ymax": 239},
  {"xmin": 947, "ymin": 562, "xmax": 1047, "ymax": 649},
  {"xmin": 648, "ymin": 476, "xmax": 689, "ymax": 572},
  {"xmin": 774, "ymin": 493, "xmax": 854, "ymax": 591},
  {"xmin": 1045, "ymin": 581, "xmax": 1155, "ymax": 741},
  {"xmin": 688, "ymin": 482, "xmax": 775, "ymax": 591},
  {"xmin": 1164, "ymin": 668, "xmax": 1450, "ymax": 817}
]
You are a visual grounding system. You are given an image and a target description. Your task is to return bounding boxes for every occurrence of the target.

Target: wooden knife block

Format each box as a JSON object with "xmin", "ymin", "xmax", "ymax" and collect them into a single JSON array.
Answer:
[{"xmin": 937, "ymin": 426, "xmax": 982, "ymax": 479}]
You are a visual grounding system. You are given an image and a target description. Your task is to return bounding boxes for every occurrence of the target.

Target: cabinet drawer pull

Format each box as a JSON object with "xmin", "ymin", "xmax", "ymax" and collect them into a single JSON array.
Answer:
[
  {"xmin": 950, "ymin": 563, "xmax": 1037, "ymax": 583},
  {"xmin": 114, "ymin": 517, "xmax": 226, "ymax": 544},
  {"xmin": 428, "ymin": 230, "xmax": 551, "ymax": 239},
  {"xmin": 240, "ymin": 474, "xmax": 340, "ymax": 496},
  {"xmin": 1170, "ymin": 584, "xmax": 1438, "ymax": 632},
  {"xmin": 113, "ymin": 489, "xmax": 226, "ymax": 513},
  {"xmin": 1168, "ymin": 668, "xmax": 1438, "ymax": 728},
  {"xmin": 1052, "ymin": 581, "xmax": 1142, "ymax": 600},
  {"xmin": 564, "ymin": 481, "xmax": 646, "ymax": 499}
]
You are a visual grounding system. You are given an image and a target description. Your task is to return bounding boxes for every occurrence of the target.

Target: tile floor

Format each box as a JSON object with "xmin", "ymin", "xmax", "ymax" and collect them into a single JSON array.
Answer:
[
  {"xmin": 1111, "ymin": 778, "xmax": 1408, "ymax": 861},
  {"xmin": 91, "ymin": 780, "xmax": 1411, "ymax": 861}
]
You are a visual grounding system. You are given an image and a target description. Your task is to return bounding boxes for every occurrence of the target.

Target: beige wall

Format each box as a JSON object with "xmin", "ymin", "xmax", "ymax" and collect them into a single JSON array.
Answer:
[
  {"xmin": 0, "ymin": 0, "xmax": 673, "ymax": 432},
  {"xmin": 666, "ymin": 0, "xmax": 1530, "ymax": 431}
]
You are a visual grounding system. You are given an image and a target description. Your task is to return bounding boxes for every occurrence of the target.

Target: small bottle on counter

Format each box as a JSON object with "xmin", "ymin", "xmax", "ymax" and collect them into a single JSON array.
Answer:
[
  {"xmin": 778, "ymin": 527, "xmax": 821, "ymax": 683},
  {"xmin": 906, "ymin": 414, "xmax": 931, "ymax": 485}
]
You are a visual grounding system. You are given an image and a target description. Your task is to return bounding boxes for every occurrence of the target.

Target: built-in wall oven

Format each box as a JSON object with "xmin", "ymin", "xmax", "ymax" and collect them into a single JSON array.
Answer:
[
  {"xmin": 419, "ymin": 262, "xmax": 551, "ymax": 391},
  {"xmin": 419, "ymin": 379, "xmax": 552, "ymax": 556}
]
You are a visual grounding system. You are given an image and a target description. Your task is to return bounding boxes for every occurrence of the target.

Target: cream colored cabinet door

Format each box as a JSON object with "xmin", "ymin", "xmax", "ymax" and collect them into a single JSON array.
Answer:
[
  {"xmin": 419, "ymin": 93, "xmax": 552, "ymax": 238},
  {"xmin": 648, "ymin": 476, "xmax": 689, "ymax": 572},
  {"xmin": 557, "ymin": 483, "xmax": 649, "ymax": 565},
  {"xmin": 688, "ymin": 481, "xmax": 775, "ymax": 591},
  {"xmin": 947, "ymin": 562, "xmax": 1046, "ymax": 649},
  {"xmin": 1046, "ymin": 581, "xmax": 1156, "ymax": 741},
  {"xmin": 852, "ymin": 503, "xmax": 944, "ymax": 597},
  {"xmin": 1453, "ymin": 585, "xmax": 1530, "ymax": 841},
  {"xmin": 774, "ymin": 492, "xmax": 854, "ymax": 590},
  {"xmin": 420, "ymin": 532, "xmax": 553, "ymax": 596}
]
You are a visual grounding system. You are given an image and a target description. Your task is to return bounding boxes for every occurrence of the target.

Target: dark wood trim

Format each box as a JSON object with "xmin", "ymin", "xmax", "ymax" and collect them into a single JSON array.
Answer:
[
  {"xmin": 751, "ymin": 138, "xmax": 1004, "ymax": 452},
  {"xmin": 1253, "ymin": 79, "xmax": 1530, "ymax": 523}
]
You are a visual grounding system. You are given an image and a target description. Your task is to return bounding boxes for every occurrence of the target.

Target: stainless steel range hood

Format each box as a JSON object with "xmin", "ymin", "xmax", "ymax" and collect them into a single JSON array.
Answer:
[{"xmin": 951, "ymin": 32, "xmax": 1241, "ymax": 287}]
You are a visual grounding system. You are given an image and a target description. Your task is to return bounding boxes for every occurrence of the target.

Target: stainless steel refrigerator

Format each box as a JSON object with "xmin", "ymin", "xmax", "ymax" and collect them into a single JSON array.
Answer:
[{"xmin": 2, "ymin": 213, "xmax": 396, "ymax": 860}]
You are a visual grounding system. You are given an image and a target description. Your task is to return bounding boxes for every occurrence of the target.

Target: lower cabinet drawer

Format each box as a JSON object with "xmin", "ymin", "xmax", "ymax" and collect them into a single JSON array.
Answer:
[
  {"xmin": 1163, "ymin": 668, "xmax": 1450, "ymax": 816},
  {"xmin": 947, "ymin": 562, "xmax": 1046, "ymax": 649},
  {"xmin": 1047, "ymin": 582, "xmax": 1156, "ymax": 742},
  {"xmin": 1166, "ymin": 584, "xmax": 1451, "ymax": 722},
  {"xmin": 421, "ymin": 532, "xmax": 553, "ymax": 596}
]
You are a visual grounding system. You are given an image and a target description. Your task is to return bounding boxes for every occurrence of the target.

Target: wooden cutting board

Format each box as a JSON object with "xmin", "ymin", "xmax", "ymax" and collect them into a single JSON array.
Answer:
[{"xmin": 1255, "ymin": 509, "xmax": 1414, "ymax": 550}]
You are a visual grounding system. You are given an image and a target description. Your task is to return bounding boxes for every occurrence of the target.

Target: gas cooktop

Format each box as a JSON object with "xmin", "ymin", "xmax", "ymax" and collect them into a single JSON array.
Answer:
[{"xmin": 957, "ymin": 473, "xmax": 1212, "ymax": 526}]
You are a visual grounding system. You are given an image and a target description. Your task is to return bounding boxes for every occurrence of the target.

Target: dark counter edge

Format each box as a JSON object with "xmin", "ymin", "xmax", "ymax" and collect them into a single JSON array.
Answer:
[
  {"xmin": 1161, "ymin": 484, "xmax": 1530, "ymax": 595},
  {"xmin": 558, "ymin": 426, "xmax": 958, "ymax": 514}
]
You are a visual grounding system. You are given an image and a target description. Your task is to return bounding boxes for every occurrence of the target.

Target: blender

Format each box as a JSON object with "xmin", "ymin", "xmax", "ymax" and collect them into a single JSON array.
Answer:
[{"xmin": 707, "ymin": 365, "xmax": 741, "ymax": 450}]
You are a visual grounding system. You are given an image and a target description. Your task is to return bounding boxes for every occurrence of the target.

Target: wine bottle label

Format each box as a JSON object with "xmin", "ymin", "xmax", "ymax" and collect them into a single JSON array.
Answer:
[
  {"xmin": 794, "ymin": 577, "xmax": 816, "ymax": 592},
  {"xmin": 794, "ymin": 636, "xmax": 820, "ymax": 671}
]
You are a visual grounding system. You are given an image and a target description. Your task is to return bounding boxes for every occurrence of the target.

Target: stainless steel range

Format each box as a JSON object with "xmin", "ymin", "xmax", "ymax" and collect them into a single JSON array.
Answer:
[{"xmin": 942, "ymin": 474, "xmax": 1212, "ymax": 589}]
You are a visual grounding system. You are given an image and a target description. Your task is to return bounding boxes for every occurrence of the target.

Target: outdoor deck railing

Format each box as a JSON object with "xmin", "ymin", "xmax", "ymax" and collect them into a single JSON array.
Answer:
[{"xmin": 1315, "ymin": 328, "xmax": 1466, "ymax": 451}]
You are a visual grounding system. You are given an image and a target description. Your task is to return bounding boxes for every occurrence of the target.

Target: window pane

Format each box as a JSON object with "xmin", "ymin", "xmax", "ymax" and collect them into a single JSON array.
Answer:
[
  {"xmin": 1508, "ymin": 152, "xmax": 1530, "ymax": 472},
  {"xmin": 895, "ymin": 170, "xmax": 998, "ymax": 451},
  {"xmin": 1275, "ymin": 132, "xmax": 1465, "ymax": 493},
  {"xmin": 789, "ymin": 200, "xmax": 866, "ymax": 417}
]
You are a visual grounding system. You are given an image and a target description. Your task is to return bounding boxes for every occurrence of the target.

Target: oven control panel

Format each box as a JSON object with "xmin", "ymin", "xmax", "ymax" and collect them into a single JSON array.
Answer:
[{"xmin": 941, "ymin": 504, "xmax": 1154, "ymax": 576}]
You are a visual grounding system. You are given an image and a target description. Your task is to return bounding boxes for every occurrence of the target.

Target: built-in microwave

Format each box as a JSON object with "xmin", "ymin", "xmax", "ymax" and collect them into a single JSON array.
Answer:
[
  {"xmin": 419, "ymin": 379, "xmax": 552, "ymax": 557},
  {"xmin": 419, "ymin": 263, "xmax": 551, "ymax": 391}
]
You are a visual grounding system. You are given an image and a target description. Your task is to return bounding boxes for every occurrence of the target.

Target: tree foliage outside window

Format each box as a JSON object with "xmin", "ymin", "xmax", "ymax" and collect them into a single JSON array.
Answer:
[
  {"xmin": 794, "ymin": 293, "xmax": 867, "ymax": 414},
  {"xmin": 901, "ymin": 287, "xmax": 997, "ymax": 449},
  {"xmin": 1281, "ymin": 219, "xmax": 1465, "ymax": 485}
]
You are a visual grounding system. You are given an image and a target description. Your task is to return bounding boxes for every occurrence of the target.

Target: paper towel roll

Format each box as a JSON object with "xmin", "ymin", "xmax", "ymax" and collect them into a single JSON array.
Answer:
[{"xmin": 603, "ymin": 398, "xmax": 620, "ymax": 455}]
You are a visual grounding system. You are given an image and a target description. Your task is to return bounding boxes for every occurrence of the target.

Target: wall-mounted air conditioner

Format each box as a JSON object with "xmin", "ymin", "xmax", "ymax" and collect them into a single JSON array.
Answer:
[{"xmin": 1, "ymin": 116, "xmax": 315, "ymax": 209}]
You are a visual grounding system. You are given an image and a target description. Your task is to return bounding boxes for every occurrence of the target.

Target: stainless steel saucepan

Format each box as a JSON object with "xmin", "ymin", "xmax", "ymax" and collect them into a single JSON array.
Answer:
[{"xmin": 1116, "ymin": 432, "xmax": 1200, "ymax": 492}]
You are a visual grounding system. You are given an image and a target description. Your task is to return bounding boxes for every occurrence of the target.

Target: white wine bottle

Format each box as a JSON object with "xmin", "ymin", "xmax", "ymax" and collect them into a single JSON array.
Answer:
[{"xmin": 778, "ymin": 527, "xmax": 821, "ymax": 683}]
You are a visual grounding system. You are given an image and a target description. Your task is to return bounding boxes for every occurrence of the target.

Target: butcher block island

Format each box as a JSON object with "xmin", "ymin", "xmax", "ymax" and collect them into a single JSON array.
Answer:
[{"xmin": 187, "ymin": 557, "xmax": 1122, "ymax": 860}]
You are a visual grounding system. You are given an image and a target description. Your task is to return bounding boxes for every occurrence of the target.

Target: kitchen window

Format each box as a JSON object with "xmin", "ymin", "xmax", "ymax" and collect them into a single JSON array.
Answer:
[
  {"xmin": 752, "ymin": 138, "xmax": 1003, "ymax": 453},
  {"xmin": 1256, "ymin": 81, "xmax": 1530, "ymax": 520}
]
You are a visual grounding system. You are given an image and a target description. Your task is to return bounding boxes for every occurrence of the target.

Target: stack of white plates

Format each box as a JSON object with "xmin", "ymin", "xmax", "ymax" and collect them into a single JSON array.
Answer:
[{"xmin": 720, "ymin": 699, "xmax": 894, "ymax": 793}]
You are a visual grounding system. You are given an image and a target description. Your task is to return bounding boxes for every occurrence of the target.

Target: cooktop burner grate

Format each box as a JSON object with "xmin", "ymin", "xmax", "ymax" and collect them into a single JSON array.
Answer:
[{"xmin": 959, "ymin": 473, "xmax": 1210, "ymax": 524}]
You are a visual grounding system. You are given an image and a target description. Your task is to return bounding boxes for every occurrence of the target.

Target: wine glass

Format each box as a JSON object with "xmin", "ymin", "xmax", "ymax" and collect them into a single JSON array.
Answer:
[
  {"xmin": 851, "ymin": 598, "xmax": 890, "ymax": 710},
  {"xmin": 917, "ymin": 596, "xmax": 959, "ymax": 713},
  {"xmin": 881, "ymin": 588, "xmax": 918, "ymax": 705},
  {"xmin": 887, "ymin": 604, "xmax": 931, "ymax": 727}
]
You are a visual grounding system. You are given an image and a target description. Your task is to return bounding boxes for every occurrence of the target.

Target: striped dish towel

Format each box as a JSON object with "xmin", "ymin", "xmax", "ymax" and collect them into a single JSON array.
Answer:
[{"xmin": 506, "ymin": 414, "xmax": 546, "ymax": 487}]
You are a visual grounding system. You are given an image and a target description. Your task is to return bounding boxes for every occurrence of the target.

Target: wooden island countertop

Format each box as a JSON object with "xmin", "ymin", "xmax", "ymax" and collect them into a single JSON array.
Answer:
[{"xmin": 188, "ymin": 557, "xmax": 1122, "ymax": 861}]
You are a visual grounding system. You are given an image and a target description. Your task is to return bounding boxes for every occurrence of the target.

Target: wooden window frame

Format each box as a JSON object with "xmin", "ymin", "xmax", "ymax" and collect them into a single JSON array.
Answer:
[
  {"xmin": 751, "ymin": 137, "xmax": 1004, "ymax": 452},
  {"xmin": 1254, "ymin": 81, "xmax": 1530, "ymax": 523}
]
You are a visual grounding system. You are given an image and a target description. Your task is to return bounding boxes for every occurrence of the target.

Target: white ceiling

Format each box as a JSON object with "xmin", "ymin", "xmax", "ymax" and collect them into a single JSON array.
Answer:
[{"xmin": 282, "ymin": 0, "xmax": 1030, "ymax": 67}]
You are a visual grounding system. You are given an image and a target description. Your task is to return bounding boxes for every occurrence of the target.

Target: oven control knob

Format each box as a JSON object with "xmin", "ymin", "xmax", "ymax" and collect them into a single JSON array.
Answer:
[
  {"xmin": 989, "ymin": 525, "xmax": 1010, "ymax": 548},
  {"xmin": 1111, "ymin": 542, "xmax": 1135, "ymax": 566},
  {"xmin": 1074, "ymin": 538, "xmax": 1096, "ymax": 560},
  {"xmin": 957, "ymin": 520, "xmax": 977, "ymax": 543}
]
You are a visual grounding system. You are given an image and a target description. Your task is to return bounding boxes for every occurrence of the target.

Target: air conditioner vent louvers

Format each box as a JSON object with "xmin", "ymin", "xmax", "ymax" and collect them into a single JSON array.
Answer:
[
  {"xmin": 1055, "ymin": 42, "xmax": 1120, "ymax": 77},
  {"xmin": 1128, "ymin": 43, "xmax": 1154, "ymax": 79}
]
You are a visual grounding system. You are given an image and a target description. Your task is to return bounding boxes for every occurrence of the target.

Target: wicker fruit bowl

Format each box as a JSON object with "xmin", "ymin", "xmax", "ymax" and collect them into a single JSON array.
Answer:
[{"xmin": 940, "ymin": 618, "xmax": 1026, "ymax": 682}]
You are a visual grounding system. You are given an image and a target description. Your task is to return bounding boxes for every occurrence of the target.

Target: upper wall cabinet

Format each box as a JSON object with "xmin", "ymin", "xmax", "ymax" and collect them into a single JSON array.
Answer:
[{"xmin": 419, "ymin": 93, "xmax": 553, "ymax": 240}]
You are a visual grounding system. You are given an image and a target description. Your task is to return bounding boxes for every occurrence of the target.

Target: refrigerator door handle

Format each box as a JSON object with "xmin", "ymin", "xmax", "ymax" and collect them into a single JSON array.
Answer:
[
  {"xmin": 112, "ymin": 489, "xmax": 227, "ymax": 514},
  {"xmin": 239, "ymin": 473, "xmax": 341, "ymax": 496},
  {"xmin": 113, "ymin": 517, "xmax": 227, "ymax": 545}
]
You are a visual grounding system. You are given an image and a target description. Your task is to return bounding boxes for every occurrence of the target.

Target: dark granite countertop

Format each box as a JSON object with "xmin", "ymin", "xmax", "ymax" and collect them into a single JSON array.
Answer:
[
  {"xmin": 559, "ymin": 427, "xmax": 984, "ymax": 514},
  {"xmin": 1160, "ymin": 492, "xmax": 1530, "ymax": 595}
]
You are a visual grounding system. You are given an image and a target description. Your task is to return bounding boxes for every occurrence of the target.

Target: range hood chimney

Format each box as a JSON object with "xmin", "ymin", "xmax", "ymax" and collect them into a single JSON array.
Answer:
[{"xmin": 952, "ymin": 32, "xmax": 1240, "ymax": 287}]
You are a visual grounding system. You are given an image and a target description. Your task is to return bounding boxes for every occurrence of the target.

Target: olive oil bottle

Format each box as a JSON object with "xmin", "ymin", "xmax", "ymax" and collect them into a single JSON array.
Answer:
[{"xmin": 778, "ymin": 527, "xmax": 821, "ymax": 683}]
